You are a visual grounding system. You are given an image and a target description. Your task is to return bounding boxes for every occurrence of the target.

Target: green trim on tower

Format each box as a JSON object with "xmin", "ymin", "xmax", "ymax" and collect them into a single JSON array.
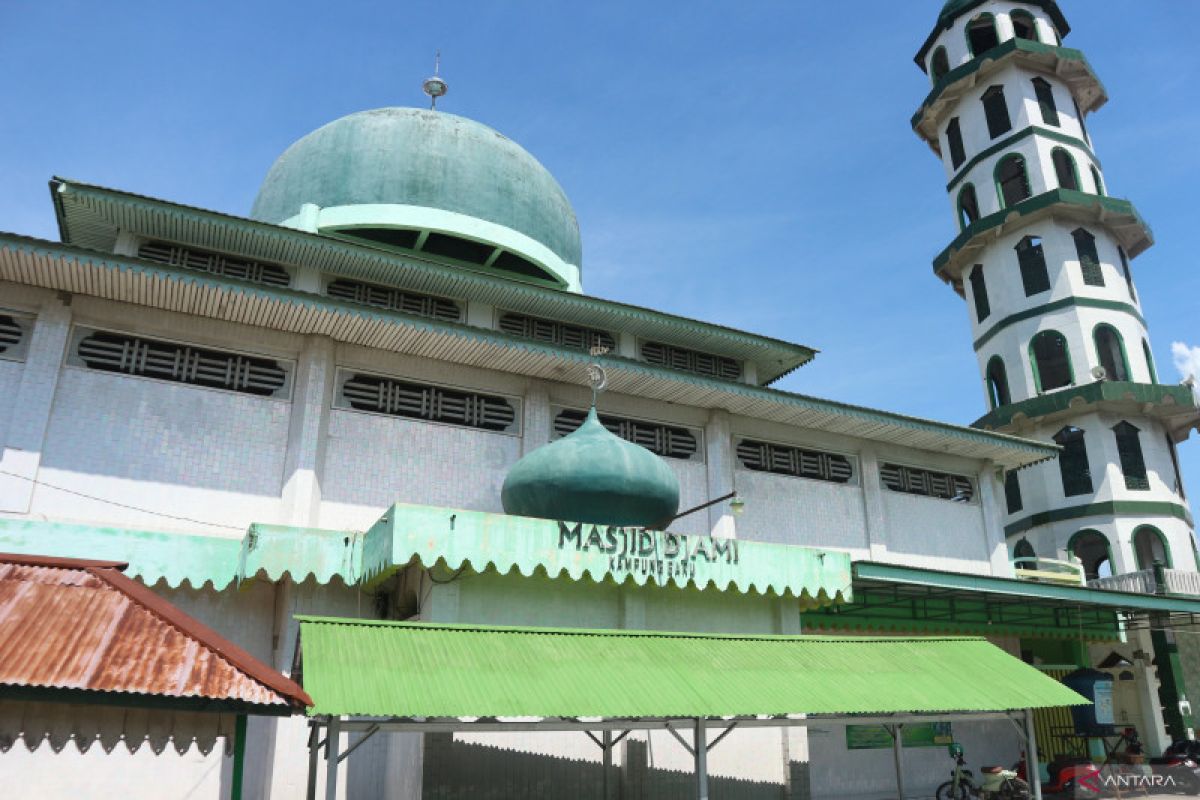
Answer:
[
  {"xmin": 973, "ymin": 297, "xmax": 1146, "ymax": 352},
  {"xmin": 1092, "ymin": 322, "xmax": 1132, "ymax": 382},
  {"xmin": 946, "ymin": 126, "xmax": 1101, "ymax": 193},
  {"xmin": 1005, "ymin": 501, "xmax": 1195, "ymax": 537},
  {"xmin": 1028, "ymin": 330, "xmax": 1074, "ymax": 394},
  {"xmin": 916, "ymin": 2, "xmax": 1072, "ymax": 69},
  {"xmin": 972, "ymin": 381, "xmax": 1196, "ymax": 430},
  {"xmin": 1133, "ymin": 525, "xmax": 1173, "ymax": 570}
]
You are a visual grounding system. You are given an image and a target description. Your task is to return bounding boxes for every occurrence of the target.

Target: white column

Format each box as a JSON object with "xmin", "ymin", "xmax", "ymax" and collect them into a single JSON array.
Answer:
[
  {"xmin": 978, "ymin": 465, "xmax": 1014, "ymax": 576},
  {"xmin": 465, "ymin": 301, "xmax": 494, "ymax": 329},
  {"xmin": 617, "ymin": 331, "xmax": 638, "ymax": 360},
  {"xmin": 522, "ymin": 380, "xmax": 551, "ymax": 456},
  {"xmin": 859, "ymin": 446, "xmax": 889, "ymax": 560},
  {"xmin": 280, "ymin": 336, "xmax": 335, "ymax": 527},
  {"xmin": 0, "ymin": 296, "xmax": 72, "ymax": 514},
  {"xmin": 704, "ymin": 409, "xmax": 735, "ymax": 538}
]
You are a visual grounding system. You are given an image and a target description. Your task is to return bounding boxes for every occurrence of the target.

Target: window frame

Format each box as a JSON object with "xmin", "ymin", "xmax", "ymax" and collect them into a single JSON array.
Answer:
[
  {"xmin": 1143, "ymin": 339, "xmax": 1158, "ymax": 384},
  {"xmin": 0, "ymin": 310, "xmax": 33, "ymax": 363},
  {"xmin": 965, "ymin": 12, "xmax": 1000, "ymax": 57},
  {"xmin": 735, "ymin": 437, "xmax": 858, "ymax": 486},
  {"xmin": 946, "ymin": 118, "xmax": 967, "ymax": 170},
  {"xmin": 1067, "ymin": 528, "xmax": 1112, "ymax": 580},
  {"xmin": 1092, "ymin": 323, "xmax": 1130, "ymax": 382},
  {"xmin": 1051, "ymin": 147, "xmax": 1080, "ymax": 191},
  {"xmin": 1053, "ymin": 426, "xmax": 1094, "ymax": 498},
  {"xmin": 981, "ymin": 85, "xmax": 1013, "ymax": 139},
  {"xmin": 930, "ymin": 46, "xmax": 950, "ymax": 82},
  {"xmin": 995, "ymin": 153, "xmax": 1032, "ymax": 208},
  {"xmin": 1005, "ymin": 471, "xmax": 1024, "ymax": 514},
  {"xmin": 1071, "ymin": 228, "xmax": 1105, "ymax": 287},
  {"xmin": 552, "ymin": 405, "xmax": 703, "ymax": 462},
  {"xmin": 1133, "ymin": 525, "xmax": 1173, "ymax": 569},
  {"xmin": 1117, "ymin": 248, "xmax": 1136, "ymax": 302},
  {"xmin": 986, "ymin": 355, "xmax": 1011, "ymax": 409},
  {"xmin": 968, "ymin": 264, "xmax": 991, "ymax": 323},
  {"xmin": 1090, "ymin": 165, "xmax": 1104, "ymax": 196},
  {"xmin": 1029, "ymin": 330, "xmax": 1075, "ymax": 393},
  {"xmin": 1015, "ymin": 235, "xmax": 1051, "ymax": 296},
  {"xmin": 333, "ymin": 367, "xmax": 522, "ymax": 436},
  {"xmin": 957, "ymin": 183, "xmax": 981, "ymax": 230},
  {"xmin": 1010, "ymin": 11, "xmax": 1039, "ymax": 42},
  {"xmin": 1032, "ymin": 77, "xmax": 1061, "ymax": 127},
  {"xmin": 879, "ymin": 461, "xmax": 976, "ymax": 503},
  {"xmin": 1113, "ymin": 420, "xmax": 1150, "ymax": 492}
]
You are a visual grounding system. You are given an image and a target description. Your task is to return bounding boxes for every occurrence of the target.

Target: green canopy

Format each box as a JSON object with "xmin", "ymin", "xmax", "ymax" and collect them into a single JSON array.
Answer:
[{"xmin": 295, "ymin": 617, "xmax": 1086, "ymax": 720}]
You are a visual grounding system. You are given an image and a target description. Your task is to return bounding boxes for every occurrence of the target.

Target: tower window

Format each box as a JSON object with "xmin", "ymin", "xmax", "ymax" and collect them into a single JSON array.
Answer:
[
  {"xmin": 1144, "ymin": 339, "xmax": 1158, "ymax": 384},
  {"xmin": 958, "ymin": 184, "xmax": 981, "ymax": 229},
  {"xmin": 1005, "ymin": 471, "xmax": 1024, "ymax": 514},
  {"xmin": 946, "ymin": 118, "xmax": 966, "ymax": 170},
  {"xmin": 736, "ymin": 439, "xmax": 855, "ymax": 484},
  {"xmin": 968, "ymin": 264, "xmax": 990, "ymax": 322},
  {"xmin": 1031, "ymin": 330, "xmax": 1073, "ymax": 392},
  {"xmin": 1118, "ymin": 248, "xmax": 1136, "ymax": 301},
  {"xmin": 1069, "ymin": 530, "xmax": 1111, "ymax": 580},
  {"xmin": 1090, "ymin": 166, "xmax": 1104, "ymax": 196},
  {"xmin": 996, "ymin": 154, "xmax": 1031, "ymax": 208},
  {"xmin": 555, "ymin": 408, "xmax": 699, "ymax": 461},
  {"xmin": 1093, "ymin": 324, "xmax": 1130, "ymax": 382},
  {"xmin": 1052, "ymin": 148, "xmax": 1079, "ymax": 190},
  {"xmin": 1072, "ymin": 228, "xmax": 1104, "ymax": 286},
  {"xmin": 326, "ymin": 278, "xmax": 462, "ymax": 321},
  {"xmin": 931, "ymin": 47, "xmax": 950, "ymax": 82},
  {"xmin": 1133, "ymin": 526, "xmax": 1171, "ymax": 569},
  {"xmin": 987, "ymin": 355, "xmax": 1011, "ymax": 409},
  {"xmin": 966, "ymin": 14, "xmax": 1000, "ymax": 56},
  {"xmin": 497, "ymin": 312, "xmax": 616, "ymax": 353},
  {"xmin": 1167, "ymin": 434, "xmax": 1186, "ymax": 498},
  {"xmin": 1053, "ymin": 426, "xmax": 1093, "ymax": 497},
  {"xmin": 1114, "ymin": 421, "xmax": 1150, "ymax": 491},
  {"xmin": 1073, "ymin": 99, "xmax": 1090, "ymax": 143},
  {"xmin": 340, "ymin": 373, "xmax": 518, "ymax": 433},
  {"xmin": 1032, "ymin": 78, "xmax": 1060, "ymax": 127},
  {"xmin": 0, "ymin": 315, "xmax": 27, "ymax": 361},
  {"xmin": 982, "ymin": 86, "xmax": 1012, "ymax": 139},
  {"xmin": 880, "ymin": 463, "xmax": 973, "ymax": 502},
  {"xmin": 1011, "ymin": 11, "xmax": 1038, "ymax": 42},
  {"xmin": 1015, "ymin": 235, "xmax": 1051, "ymax": 296}
]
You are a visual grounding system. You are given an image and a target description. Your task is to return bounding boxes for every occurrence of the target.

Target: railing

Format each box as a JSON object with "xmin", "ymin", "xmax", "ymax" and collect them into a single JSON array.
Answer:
[
  {"xmin": 1013, "ymin": 557, "xmax": 1086, "ymax": 585},
  {"xmin": 1087, "ymin": 567, "xmax": 1200, "ymax": 597}
]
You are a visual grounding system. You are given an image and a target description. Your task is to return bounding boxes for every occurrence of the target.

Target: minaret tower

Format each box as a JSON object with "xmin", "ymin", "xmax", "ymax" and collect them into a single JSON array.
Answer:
[{"xmin": 912, "ymin": 1, "xmax": 1200, "ymax": 741}]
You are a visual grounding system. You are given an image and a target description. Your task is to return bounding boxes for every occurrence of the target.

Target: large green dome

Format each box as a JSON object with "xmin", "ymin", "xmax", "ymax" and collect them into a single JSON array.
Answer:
[
  {"xmin": 501, "ymin": 408, "xmax": 680, "ymax": 528},
  {"xmin": 251, "ymin": 107, "xmax": 583, "ymax": 289}
]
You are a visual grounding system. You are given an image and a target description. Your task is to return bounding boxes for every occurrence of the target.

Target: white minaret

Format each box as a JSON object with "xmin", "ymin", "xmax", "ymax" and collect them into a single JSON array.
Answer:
[{"xmin": 913, "ymin": 0, "xmax": 1200, "ymax": 741}]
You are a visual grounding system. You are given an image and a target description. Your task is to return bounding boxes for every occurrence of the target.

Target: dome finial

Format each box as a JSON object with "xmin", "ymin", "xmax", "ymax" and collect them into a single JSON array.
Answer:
[
  {"xmin": 422, "ymin": 51, "xmax": 448, "ymax": 110},
  {"xmin": 586, "ymin": 345, "xmax": 610, "ymax": 408}
]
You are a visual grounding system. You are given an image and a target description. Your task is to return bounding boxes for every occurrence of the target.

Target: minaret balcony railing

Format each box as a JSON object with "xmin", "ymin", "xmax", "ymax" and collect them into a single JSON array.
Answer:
[{"xmin": 1089, "ymin": 568, "xmax": 1200, "ymax": 598}]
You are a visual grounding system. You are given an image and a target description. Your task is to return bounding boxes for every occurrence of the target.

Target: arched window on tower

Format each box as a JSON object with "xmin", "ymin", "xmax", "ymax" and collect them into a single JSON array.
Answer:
[
  {"xmin": 1015, "ymin": 235, "xmax": 1050, "ymax": 296},
  {"xmin": 996, "ymin": 154, "xmax": 1031, "ymax": 208},
  {"xmin": 1143, "ymin": 339, "xmax": 1158, "ymax": 384},
  {"xmin": 1032, "ymin": 77, "xmax": 1060, "ymax": 126},
  {"xmin": 968, "ymin": 265, "xmax": 990, "ymax": 322},
  {"xmin": 1052, "ymin": 148, "xmax": 1079, "ymax": 190},
  {"xmin": 1072, "ymin": 228, "xmax": 1104, "ymax": 286},
  {"xmin": 1054, "ymin": 427, "xmax": 1093, "ymax": 497},
  {"xmin": 1114, "ymin": 421, "xmax": 1150, "ymax": 491},
  {"xmin": 1118, "ymin": 248, "xmax": 1136, "ymax": 301},
  {"xmin": 966, "ymin": 13, "xmax": 1000, "ymax": 56},
  {"xmin": 1031, "ymin": 330, "xmax": 1073, "ymax": 392},
  {"xmin": 982, "ymin": 86, "xmax": 1012, "ymax": 138},
  {"xmin": 986, "ymin": 356, "xmax": 1011, "ymax": 409},
  {"xmin": 958, "ymin": 184, "xmax": 980, "ymax": 229},
  {"xmin": 1068, "ymin": 529, "xmax": 1111, "ymax": 580},
  {"xmin": 1074, "ymin": 99, "xmax": 1091, "ymax": 143},
  {"xmin": 1090, "ymin": 165, "xmax": 1105, "ymax": 196},
  {"xmin": 931, "ymin": 47, "xmax": 950, "ymax": 82},
  {"xmin": 1133, "ymin": 526, "xmax": 1172, "ymax": 569},
  {"xmin": 1010, "ymin": 11, "xmax": 1039, "ymax": 42},
  {"xmin": 1006, "ymin": 474, "xmax": 1024, "ymax": 515},
  {"xmin": 946, "ymin": 118, "xmax": 966, "ymax": 170},
  {"xmin": 1093, "ymin": 324, "xmax": 1130, "ymax": 382},
  {"xmin": 1013, "ymin": 536, "xmax": 1035, "ymax": 560}
]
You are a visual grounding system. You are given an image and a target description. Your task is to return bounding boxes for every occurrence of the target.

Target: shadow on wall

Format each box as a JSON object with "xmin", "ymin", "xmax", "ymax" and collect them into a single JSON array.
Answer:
[{"xmin": 423, "ymin": 735, "xmax": 809, "ymax": 799}]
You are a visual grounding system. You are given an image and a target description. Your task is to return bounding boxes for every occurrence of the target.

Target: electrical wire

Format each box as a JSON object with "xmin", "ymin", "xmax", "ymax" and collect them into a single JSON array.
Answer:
[{"xmin": 0, "ymin": 468, "xmax": 245, "ymax": 531}]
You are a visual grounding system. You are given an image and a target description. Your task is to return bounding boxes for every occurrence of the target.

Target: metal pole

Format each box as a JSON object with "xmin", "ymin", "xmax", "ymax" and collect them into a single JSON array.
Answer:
[
  {"xmin": 890, "ymin": 724, "xmax": 906, "ymax": 800},
  {"xmin": 602, "ymin": 730, "xmax": 612, "ymax": 799},
  {"xmin": 325, "ymin": 717, "xmax": 342, "ymax": 800},
  {"xmin": 695, "ymin": 717, "xmax": 709, "ymax": 800},
  {"xmin": 1024, "ymin": 709, "xmax": 1043, "ymax": 800},
  {"xmin": 230, "ymin": 714, "xmax": 247, "ymax": 800},
  {"xmin": 306, "ymin": 724, "xmax": 320, "ymax": 800}
]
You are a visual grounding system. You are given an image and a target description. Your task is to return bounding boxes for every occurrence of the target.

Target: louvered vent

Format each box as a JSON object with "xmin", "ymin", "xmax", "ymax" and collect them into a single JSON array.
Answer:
[
  {"xmin": 497, "ymin": 312, "xmax": 615, "ymax": 353},
  {"xmin": 326, "ymin": 279, "xmax": 462, "ymax": 321},
  {"xmin": 138, "ymin": 241, "xmax": 291, "ymax": 287},
  {"xmin": 553, "ymin": 408, "xmax": 698, "ymax": 461},
  {"xmin": 76, "ymin": 331, "xmax": 289, "ymax": 397},
  {"xmin": 641, "ymin": 341, "xmax": 741, "ymax": 381},
  {"xmin": 880, "ymin": 463, "xmax": 974, "ymax": 502},
  {"xmin": 0, "ymin": 315, "xmax": 23, "ymax": 353},
  {"xmin": 736, "ymin": 439, "xmax": 854, "ymax": 484},
  {"xmin": 341, "ymin": 374, "xmax": 517, "ymax": 432}
]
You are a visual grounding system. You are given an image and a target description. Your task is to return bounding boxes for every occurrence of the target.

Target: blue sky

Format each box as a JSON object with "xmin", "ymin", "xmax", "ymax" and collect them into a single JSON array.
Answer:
[{"xmin": 2, "ymin": 1, "xmax": 1198, "ymax": 501}]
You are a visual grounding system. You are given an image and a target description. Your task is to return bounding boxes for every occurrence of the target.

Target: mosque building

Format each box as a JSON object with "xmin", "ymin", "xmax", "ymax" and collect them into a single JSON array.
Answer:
[{"xmin": 0, "ymin": 1, "xmax": 1198, "ymax": 798}]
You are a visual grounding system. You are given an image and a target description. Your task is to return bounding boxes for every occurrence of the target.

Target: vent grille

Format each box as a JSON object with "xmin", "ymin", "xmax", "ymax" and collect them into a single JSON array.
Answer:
[
  {"xmin": 736, "ymin": 439, "xmax": 854, "ymax": 484},
  {"xmin": 138, "ymin": 241, "xmax": 291, "ymax": 287},
  {"xmin": 341, "ymin": 374, "xmax": 517, "ymax": 432},
  {"xmin": 553, "ymin": 408, "xmax": 698, "ymax": 461},
  {"xmin": 497, "ymin": 312, "xmax": 615, "ymax": 353},
  {"xmin": 641, "ymin": 341, "xmax": 741, "ymax": 381},
  {"xmin": 327, "ymin": 279, "xmax": 462, "ymax": 321},
  {"xmin": 0, "ymin": 315, "xmax": 23, "ymax": 353},
  {"xmin": 880, "ymin": 463, "xmax": 974, "ymax": 502},
  {"xmin": 77, "ymin": 331, "xmax": 288, "ymax": 397}
]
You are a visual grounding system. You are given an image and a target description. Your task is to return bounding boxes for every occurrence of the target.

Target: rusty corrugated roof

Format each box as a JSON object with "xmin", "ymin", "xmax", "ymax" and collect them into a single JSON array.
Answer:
[{"xmin": 0, "ymin": 553, "xmax": 311, "ymax": 710}]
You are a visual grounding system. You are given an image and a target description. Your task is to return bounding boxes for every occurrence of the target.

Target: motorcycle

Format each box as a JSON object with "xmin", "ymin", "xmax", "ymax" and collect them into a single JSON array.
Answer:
[
  {"xmin": 938, "ymin": 743, "xmax": 1030, "ymax": 800},
  {"xmin": 1147, "ymin": 746, "xmax": 1200, "ymax": 795},
  {"xmin": 1017, "ymin": 752, "xmax": 1104, "ymax": 797}
]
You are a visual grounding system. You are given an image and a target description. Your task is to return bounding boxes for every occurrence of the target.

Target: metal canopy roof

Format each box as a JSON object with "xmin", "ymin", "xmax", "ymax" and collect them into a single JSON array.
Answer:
[{"xmin": 294, "ymin": 617, "xmax": 1085, "ymax": 721}]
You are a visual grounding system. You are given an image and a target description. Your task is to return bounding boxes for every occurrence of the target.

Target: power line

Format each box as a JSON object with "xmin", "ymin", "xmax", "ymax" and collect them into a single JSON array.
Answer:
[{"xmin": 0, "ymin": 469, "xmax": 245, "ymax": 531}]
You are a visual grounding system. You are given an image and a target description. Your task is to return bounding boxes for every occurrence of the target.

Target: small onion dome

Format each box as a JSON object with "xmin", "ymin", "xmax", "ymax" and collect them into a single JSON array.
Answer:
[{"xmin": 501, "ymin": 408, "xmax": 680, "ymax": 528}]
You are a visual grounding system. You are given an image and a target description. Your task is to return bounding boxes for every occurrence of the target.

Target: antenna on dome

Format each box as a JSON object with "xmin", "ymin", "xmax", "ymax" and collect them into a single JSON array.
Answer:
[
  {"xmin": 422, "ymin": 51, "xmax": 448, "ymax": 110},
  {"xmin": 586, "ymin": 345, "xmax": 610, "ymax": 407}
]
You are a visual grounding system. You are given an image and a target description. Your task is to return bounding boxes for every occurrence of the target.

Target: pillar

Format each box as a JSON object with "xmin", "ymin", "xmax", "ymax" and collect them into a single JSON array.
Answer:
[{"xmin": 280, "ymin": 336, "xmax": 335, "ymax": 527}]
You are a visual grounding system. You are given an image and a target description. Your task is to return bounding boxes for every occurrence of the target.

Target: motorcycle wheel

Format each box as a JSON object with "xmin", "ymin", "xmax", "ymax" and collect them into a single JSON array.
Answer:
[
  {"xmin": 936, "ymin": 780, "xmax": 976, "ymax": 800},
  {"xmin": 1001, "ymin": 777, "xmax": 1031, "ymax": 800}
]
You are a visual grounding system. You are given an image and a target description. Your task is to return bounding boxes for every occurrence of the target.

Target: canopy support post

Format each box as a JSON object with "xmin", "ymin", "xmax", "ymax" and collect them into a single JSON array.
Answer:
[
  {"xmin": 1024, "ymin": 708, "xmax": 1043, "ymax": 800},
  {"xmin": 887, "ymin": 724, "xmax": 905, "ymax": 800},
  {"xmin": 695, "ymin": 717, "xmax": 709, "ymax": 800},
  {"xmin": 230, "ymin": 713, "xmax": 247, "ymax": 800},
  {"xmin": 325, "ymin": 717, "xmax": 341, "ymax": 800},
  {"xmin": 305, "ymin": 724, "xmax": 320, "ymax": 800},
  {"xmin": 603, "ymin": 730, "xmax": 613, "ymax": 799}
]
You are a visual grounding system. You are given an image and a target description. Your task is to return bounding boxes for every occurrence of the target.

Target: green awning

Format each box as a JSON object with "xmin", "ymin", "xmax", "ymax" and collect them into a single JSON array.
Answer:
[{"xmin": 295, "ymin": 617, "xmax": 1087, "ymax": 720}]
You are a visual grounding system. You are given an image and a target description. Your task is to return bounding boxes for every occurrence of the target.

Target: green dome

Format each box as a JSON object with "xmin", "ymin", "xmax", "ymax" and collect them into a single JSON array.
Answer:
[
  {"xmin": 251, "ymin": 107, "xmax": 582, "ymax": 278},
  {"xmin": 501, "ymin": 408, "xmax": 680, "ymax": 528}
]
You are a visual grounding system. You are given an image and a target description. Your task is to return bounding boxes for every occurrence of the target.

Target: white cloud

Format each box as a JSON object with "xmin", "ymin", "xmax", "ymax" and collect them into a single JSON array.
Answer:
[{"xmin": 1172, "ymin": 342, "xmax": 1200, "ymax": 402}]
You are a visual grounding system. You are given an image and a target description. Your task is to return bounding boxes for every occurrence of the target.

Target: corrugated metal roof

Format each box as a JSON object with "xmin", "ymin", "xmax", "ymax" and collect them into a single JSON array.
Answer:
[
  {"xmin": 0, "ymin": 553, "xmax": 310, "ymax": 710},
  {"xmin": 295, "ymin": 617, "xmax": 1087, "ymax": 720},
  {"xmin": 0, "ymin": 233, "xmax": 1057, "ymax": 471}
]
